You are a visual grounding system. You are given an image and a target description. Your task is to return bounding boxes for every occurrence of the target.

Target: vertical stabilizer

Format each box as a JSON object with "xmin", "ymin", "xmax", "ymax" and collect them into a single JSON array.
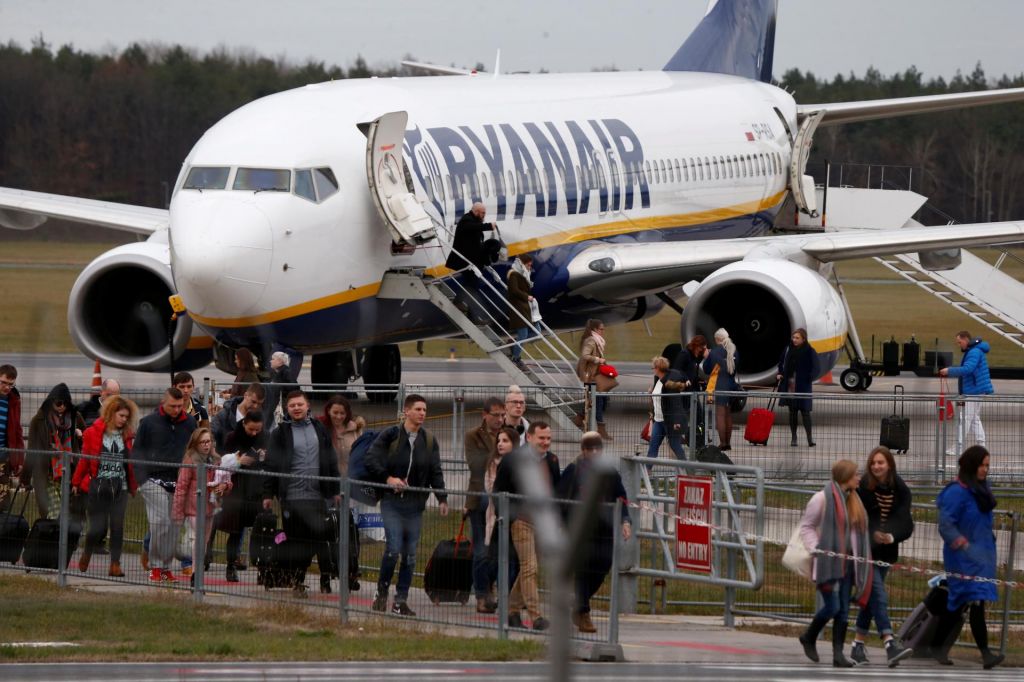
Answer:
[{"xmin": 664, "ymin": 0, "xmax": 777, "ymax": 83}]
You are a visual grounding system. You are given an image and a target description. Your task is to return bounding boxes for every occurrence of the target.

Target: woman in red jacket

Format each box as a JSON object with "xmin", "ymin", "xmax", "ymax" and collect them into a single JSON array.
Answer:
[
  {"xmin": 72, "ymin": 396, "xmax": 139, "ymax": 577},
  {"xmin": 172, "ymin": 427, "xmax": 230, "ymax": 580}
]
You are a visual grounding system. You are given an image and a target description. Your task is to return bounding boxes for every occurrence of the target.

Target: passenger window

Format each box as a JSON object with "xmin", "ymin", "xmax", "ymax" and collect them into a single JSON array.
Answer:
[
  {"xmin": 183, "ymin": 166, "xmax": 230, "ymax": 190},
  {"xmin": 674, "ymin": 159, "xmax": 681, "ymax": 183},
  {"xmin": 294, "ymin": 169, "xmax": 316, "ymax": 202},
  {"xmin": 234, "ymin": 168, "xmax": 290, "ymax": 192},
  {"xmin": 507, "ymin": 170, "xmax": 516, "ymax": 195},
  {"xmin": 644, "ymin": 160, "xmax": 652, "ymax": 185},
  {"xmin": 313, "ymin": 167, "xmax": 339, "ymax": 200}
]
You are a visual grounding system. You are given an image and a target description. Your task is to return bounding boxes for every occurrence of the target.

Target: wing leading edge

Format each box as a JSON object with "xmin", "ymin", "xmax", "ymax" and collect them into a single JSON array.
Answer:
[
  {"xmin": 0, "ymin": 187, "xmax": 167, "ymax": 235},
  {"xmin": 799, "ymin": 87, "xmax": 1024, "ymax": 127},
  {"xmin": 565, "ymin": 221, "xmax": 1024, "ymax": 301}
]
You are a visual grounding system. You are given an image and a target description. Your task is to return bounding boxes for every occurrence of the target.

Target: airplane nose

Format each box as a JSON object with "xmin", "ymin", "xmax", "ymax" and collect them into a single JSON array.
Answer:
[{"xmin": 171, "ymin": 198, "xmax": 274, "ymax": 318}]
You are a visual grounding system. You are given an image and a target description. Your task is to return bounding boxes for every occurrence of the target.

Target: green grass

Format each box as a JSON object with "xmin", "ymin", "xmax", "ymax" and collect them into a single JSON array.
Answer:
[{"xmin": 0, "ymin": 574, "xmax": 543, "ymax": 662}]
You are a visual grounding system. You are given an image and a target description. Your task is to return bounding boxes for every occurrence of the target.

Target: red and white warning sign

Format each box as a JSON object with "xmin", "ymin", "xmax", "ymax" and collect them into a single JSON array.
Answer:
[{"xmin": 676, "ymin": 475, "xmax": 713, "ymax": 573}]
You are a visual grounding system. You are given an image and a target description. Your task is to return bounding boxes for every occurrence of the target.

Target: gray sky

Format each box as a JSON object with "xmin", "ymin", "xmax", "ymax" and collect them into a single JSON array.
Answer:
[{"xmin": 1, "ymin": 0, "xmax": 1022, "ymax": 81}]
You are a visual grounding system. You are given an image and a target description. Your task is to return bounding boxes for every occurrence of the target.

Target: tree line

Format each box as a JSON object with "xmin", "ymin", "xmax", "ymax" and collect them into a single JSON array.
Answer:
[{"xmin": 1, "ymin": 39, "xmax": 1022, "ymax": 242}]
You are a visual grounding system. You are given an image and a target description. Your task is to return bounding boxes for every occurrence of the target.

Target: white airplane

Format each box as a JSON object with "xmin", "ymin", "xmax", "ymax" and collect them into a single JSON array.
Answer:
[{"xmin": 2, "ymin": 0, "xmax": 1023, "ymax": 389}]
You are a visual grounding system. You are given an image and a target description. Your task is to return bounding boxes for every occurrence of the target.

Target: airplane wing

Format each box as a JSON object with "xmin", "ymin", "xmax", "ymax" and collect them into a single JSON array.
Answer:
[
  {"xmin": 0, "ymin": 187, "xmax": 167, "ymax": 235},
  {"xmin": 401, "ymin": 60, "xmax": 474, "ymax": 76},
  {"xmin": 565, "ymin": 221, "xmax": 1024, "ymax": 300},
  {"xmin": 799, "ymin": 87, "xmax": 1024, "ymax": 127}
]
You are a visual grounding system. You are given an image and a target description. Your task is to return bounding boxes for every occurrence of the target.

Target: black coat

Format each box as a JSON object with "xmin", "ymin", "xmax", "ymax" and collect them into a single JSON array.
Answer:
[
  {"xmin": 365, "ymin": 425, "xmax": 447, "ymax": 510},
  {"xmin": 672, "ymin": 350, "xmax": 704, "ymax": 411},
  {"xmin": 857, "ymin": 475, "xmax": 914, "ymax": 565},
  {"xmin": 445, "ymin": 211, "xmax": 494, "ymax": 270},
  {"xmin": 212, "ymin": 396, "xmax": 245, "ymax": 453},
  {"xmin": 263, "ymin": 418, "xmax": 340, "ymax": 503},
  {"xmin": 75, "ymin": 395, "xmax": 102, "ymax": 427},
  {"xmin": 492, "ymin": 445, "xmax": 560, "ymax": 523},
  {"xmin": 556, "ymin": 459, "xmax": 630, "ymax": 539},
  {"xmin": 777, "ymin": 343, "xmax": 820, "ymax": 412},
  {"xmin": 651, "ymin": 369, "xmax": 687, "ymax": 430},
  {"xmin": 219, "ymin": 426, "xmax": 268, "ymax": 531},
  {"xmin": 132, "ymin": 408, "xmax": 197, "ymax": 484}
]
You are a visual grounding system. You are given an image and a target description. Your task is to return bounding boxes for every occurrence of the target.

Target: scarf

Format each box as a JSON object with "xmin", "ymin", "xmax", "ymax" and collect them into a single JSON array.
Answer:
[
  {"xmin": 816, "ymin": 481, "xmax": 873, "ymax": 608},
  {"xmin": 961, "ymin": 477, "xmax": 997, "ymax": 513},
  {"xmin": 510, "ymin": 257, "xmax": 530, "ymax": 281},
  {"xmin": 48, "ymin": 411, "xmax": 73, "ymax": 451},
  {"xmin": 590, "ymin": 332, "xmax": 606, "ymax": 359}
]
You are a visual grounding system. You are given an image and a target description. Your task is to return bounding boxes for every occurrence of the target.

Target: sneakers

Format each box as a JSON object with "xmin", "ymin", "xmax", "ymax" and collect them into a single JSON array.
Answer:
[
  {"xmin": 161, "ymin": 570, "xmax": 176, "ymax": 582},
  {"xmin": 180, "ymin": 566, "xmax": 194, "ymax": 578},
  {"xmin": 320, "ymin": 575, "xmax": 332, "ymax": 594},
  {"xmin": 532, "ymin": 617, "xmax": 550, "ymax": 631},
  {"xmin": 982, "ymin": 650, "xmax": 1005, "ymax": 669},
  {"xmin": 225, "ymin": 566, "xmax": 239, "ymax": 583},
  {"xmin": 372, "ymin": 590, "xmax": 388, "ymax": 612},
  {"xmin": 148, "ymin": 568, "xmax": 163, "ymax": 583},
  {"xmin": 391, "ymin": 601, "xmax": 416, "ymax": 617},
  {"xmin": 508, "ymin": 613, "xmax": 524, "ymax": 629},
  {"xmin": 885, "ymin": 639, "xmax": 912, "ymax": 667},
  {"xmin": 476, "ymin": 597, "xmax": 497, "ymax": 614},
  {"xmin": 850, "ymin": 641, "xmax": 869, "ymax": 665}
]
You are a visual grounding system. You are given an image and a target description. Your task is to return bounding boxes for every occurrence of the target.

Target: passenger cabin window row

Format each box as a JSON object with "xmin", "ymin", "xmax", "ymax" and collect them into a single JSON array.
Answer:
[
  {"xmin": 417, "ymin": 150, "xmax": 785, "ymax": 206},
  {"xmin": 182, "ymin": 166, "xmax": 339, "ymax": 203}
]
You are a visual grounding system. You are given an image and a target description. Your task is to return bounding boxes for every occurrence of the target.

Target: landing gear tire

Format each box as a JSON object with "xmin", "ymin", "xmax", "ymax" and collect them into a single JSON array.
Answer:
[
  {"xmin": 861, "ymin": 373, "xmax": 873, "ymax": 390},
  {"xmin": 362, "ymin": 344, "xmax": 401, "ymax": 404},
  {"xmin": 311, "ymin": 350, "xmax": 357, "ymax": 398},
  {"xmin": 840, "ymin": 368, "xmax": 863, "ymax": 392}
]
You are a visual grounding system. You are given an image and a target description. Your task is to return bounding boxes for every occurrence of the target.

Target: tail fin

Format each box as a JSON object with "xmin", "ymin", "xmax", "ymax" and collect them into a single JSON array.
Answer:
[{"xmin": 664, "ymin": 0, "xmax": 777, "ymax": 83}]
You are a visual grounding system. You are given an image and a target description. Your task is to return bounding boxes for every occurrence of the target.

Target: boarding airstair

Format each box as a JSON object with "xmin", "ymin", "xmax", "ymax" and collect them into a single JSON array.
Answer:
[{"xmin": 377, "ymin": 257, "xmax": 585, "ymax": 434}]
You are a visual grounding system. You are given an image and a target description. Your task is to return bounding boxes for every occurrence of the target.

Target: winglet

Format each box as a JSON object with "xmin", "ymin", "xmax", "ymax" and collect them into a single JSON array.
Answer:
[{"xmin": 664, "ymin": 0, "xmax": 777, "ymax": 83}]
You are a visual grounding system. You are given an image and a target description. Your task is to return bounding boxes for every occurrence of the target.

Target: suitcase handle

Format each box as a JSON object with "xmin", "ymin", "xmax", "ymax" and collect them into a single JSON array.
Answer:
[
  {"xmin": 767, "ymin": 378, "xmax": 783, "ymax": 412},
  {"xmin": 454, "ymin": 513, "xmax": 469, "ymax": 554},
  {"xmin": 3, "ymin": 478, "xmax": 30, "ymax": 518},
  {"xmin": 893, "ymin": 384, "xmax": 905, "ymax": 417}
]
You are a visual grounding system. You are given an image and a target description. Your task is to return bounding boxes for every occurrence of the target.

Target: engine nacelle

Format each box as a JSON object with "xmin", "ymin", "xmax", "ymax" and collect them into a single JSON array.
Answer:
[
  {"xmin": 68, "ymin": 239, "xmax": 212, "ymax": 372},
  {"xmin": 680, "ymin": 259, "xmax": 846, "ymax": 385}
]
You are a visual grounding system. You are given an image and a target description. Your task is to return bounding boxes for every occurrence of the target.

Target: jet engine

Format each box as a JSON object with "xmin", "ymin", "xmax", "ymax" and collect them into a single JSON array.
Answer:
[
  {"xmin": 68, "ymin": 239, "xmax": 212, "ymax": 372},
  {"xmin": 680, "ymin": 259, "xmax": 846, "ymax": 385}
]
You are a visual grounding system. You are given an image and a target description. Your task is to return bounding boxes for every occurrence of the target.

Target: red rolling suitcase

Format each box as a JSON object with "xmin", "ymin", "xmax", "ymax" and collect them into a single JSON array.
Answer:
[
  {"xmin": 423, "ymin": 514, "xmax": 473, "ymax": 605},
  {"xmin": 744, "ymin": 385, "xmax": 779, "ymax": 445}
]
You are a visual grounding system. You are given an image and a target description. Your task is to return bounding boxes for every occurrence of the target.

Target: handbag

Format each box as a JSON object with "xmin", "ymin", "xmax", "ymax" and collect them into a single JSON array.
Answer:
[
  {"xmin": 937, "ymin": 377, "xmax": 955, "ymax": 421},
  {"xmin": 597, "ymin": 364, "xmax": 618, "ymax": 378},
  {"xmin": 781, "ymin": 526, "xmax": 813, "ymax": 580},
  {"xmin": 640, "ymin": 418, "xmax": 652, "ymax": 442},
  {"xmin": 528, "ymin": 298, "xmax": 542, "ymax": 323}
]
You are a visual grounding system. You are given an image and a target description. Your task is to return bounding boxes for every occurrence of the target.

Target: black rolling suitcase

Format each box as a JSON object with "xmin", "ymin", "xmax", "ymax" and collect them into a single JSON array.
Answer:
[
  {"xmin": 898, "ymin": 580, "xmax": 965, "ymax": 659},
  {"xmin": 0, "ymin": 484, "xmax": 30, "ymax": 564},
  {"xmin": 880, "ymin": 385, "xmax": 910, "ymax": 454},
  {"xmin": 695, "ymin": 444, "xmax": 734, "ymax": 466},
  {"xmin": 22, "ymin": 517, "xmax": 81, "ymax": 570},
  {"xmin": 321, "ymin": 507, "xmax": 360, "ymax": 587},
  {"xmin": 424, "ymin": 515, "xmax": 473, "ymax": 605},
  {"xmin": 250, "ymin": 509, "xmax": 301, "ymax": 589}
]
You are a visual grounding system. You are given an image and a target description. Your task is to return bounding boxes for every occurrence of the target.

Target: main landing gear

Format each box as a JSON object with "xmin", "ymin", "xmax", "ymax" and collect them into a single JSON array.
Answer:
[
  {"xmin": 309, "ymin": 345, "xmax": 401, "ymax": 403},
  {"xmin": 839, "ymin": 366, "xmax": 873, "ymax": 392}
]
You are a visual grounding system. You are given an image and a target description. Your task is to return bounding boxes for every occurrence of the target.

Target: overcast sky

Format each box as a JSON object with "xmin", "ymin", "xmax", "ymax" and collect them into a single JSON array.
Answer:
[{"xmin": 1, "ymin": 0, "xmax": 1022, "ymax": 81}]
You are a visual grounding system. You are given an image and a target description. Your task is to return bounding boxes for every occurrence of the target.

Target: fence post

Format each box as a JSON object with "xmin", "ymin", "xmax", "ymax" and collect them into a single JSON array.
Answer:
[
  {"xmin": 721, "ymin": 473, "xmax": 736, "ymax": 628},
  {"xmin": 608, "ymin": 499, "xmax": 622, "ymax": 646},
  {"xmin": 497, "ymin": 492, "xmax": 510, "ymax": 641},
  {"xmin": 396, "ymin": 384, "xmax": 407, "ymax": 421},
  {"xmin": 999, "ymin": 511, "xmax": 1017, "ymax": 657},
  {"xmin": 57, "ymin": 449, "xmax": 71, "ymax": 588},
  {"xmin": 202, "ymin": 376, "xmax": 212, "ymax": 415},
  {"xmin": 339, "ymin": 478, "xmax": 350, "ymax": 625},
  {"xmin": 586, "ymin": 384, "xmax": 597, "ymax": 432},
  {"xmin": 617, "ymin": 457, "xmax": 639, "ymax": 614},
  {"xmin": 935, "ymin": 401, "xmax": 945, "ymax": 486},
  {"xmin": 453, "ymin": 389, "xmax": 465, "ymax": 460},
  {"xmin": 193, "ymin": 460, "xmax": 206, "ymax": 602},
  {"xmin": 687, "ymin": 393, "xmax": 697, "ymax": 460}
]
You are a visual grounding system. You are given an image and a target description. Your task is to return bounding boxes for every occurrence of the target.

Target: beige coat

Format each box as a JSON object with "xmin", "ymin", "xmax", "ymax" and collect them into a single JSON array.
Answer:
[{"xmin": 576, "ymin": 335, "xmax": 603, "ymax": 383}]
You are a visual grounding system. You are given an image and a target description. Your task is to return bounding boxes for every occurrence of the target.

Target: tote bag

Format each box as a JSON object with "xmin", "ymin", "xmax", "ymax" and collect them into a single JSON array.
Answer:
[{"xmin": 781, "ymin": 526, "xmax": 813, "ymax": 580}]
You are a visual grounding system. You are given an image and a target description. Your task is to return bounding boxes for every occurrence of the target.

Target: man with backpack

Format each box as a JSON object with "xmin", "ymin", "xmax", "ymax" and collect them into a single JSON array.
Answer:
[{"xmin": 366, "ymin": 394, "xmax": 448, "ymax": 616}]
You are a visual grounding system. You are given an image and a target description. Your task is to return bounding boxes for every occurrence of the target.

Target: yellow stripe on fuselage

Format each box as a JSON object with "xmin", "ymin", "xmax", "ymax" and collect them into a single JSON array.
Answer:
[
  {"xmin": 810, "ymin": 335, "xmax": 844, "ymax": 355},
  {"xmin": 190, "ymin": 191, "xmax": 787, "ymax": 328}
]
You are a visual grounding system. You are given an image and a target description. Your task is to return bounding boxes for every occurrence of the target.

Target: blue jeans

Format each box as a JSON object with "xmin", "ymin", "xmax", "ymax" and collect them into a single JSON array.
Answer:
[
  {"xmin": 378, "ymin": 497, "xmax": 425, "ymax": 602},
  {"xmin": 814, "ymin": 570, "xmax": 854, "ymax": 626},
  {"xmin": 855, "ymin": 566, "xmax": 893, "ymax": 637},
  {"xmin": 511, "ymin": 327, "xmax": 530, "ymax": 361},
  {"xmin": 468, "ymin": 501, "xmax": 491, "ymax": 598},
  {"xmin": 647, "ymin": 419, "xmax": 686, "ymax": 460},
  {"xmin": 595, "ymin": 395, "xmax": 608, "ymax": 423}
]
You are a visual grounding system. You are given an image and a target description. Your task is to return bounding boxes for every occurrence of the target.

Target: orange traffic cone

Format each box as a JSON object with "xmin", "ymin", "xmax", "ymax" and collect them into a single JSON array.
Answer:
[
  {"xmin": 90, "ymin": 360, "xmax": 102, "ymax": 395},
  {"xmin": 818, "ymin": 370, "xmax": 834, "ymax": 385}
]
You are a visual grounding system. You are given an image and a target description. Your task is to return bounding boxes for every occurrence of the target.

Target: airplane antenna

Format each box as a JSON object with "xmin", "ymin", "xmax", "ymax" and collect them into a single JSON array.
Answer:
[{"xmin": 493, "ymin": 48, "xmax": 501, "ymax": 80}]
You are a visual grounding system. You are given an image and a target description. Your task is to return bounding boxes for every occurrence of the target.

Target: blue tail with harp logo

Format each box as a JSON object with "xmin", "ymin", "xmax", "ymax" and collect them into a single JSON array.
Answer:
[{"xmin": 664, "ymin": 0, "xmax": 777, "ymax": 84}]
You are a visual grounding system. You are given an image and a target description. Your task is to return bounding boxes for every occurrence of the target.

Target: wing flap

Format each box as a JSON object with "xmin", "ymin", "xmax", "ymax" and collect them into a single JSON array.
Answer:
[{"xmin": 0, "ymin": 187, "xmax": 168, "ymax": 235}]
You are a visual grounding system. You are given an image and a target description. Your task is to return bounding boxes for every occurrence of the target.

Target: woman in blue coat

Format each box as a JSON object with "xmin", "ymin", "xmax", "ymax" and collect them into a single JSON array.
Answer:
[
  {"xmin": 776, "ymin": 328, "xmax": 820, "ymax": 447},
  {"xmin": 701, "ymin": 328, "xmax": 739, "ymax": 451},
  {"xmin": 936, "ymin": 445, "xmax": 1003, "ymax": 669}
]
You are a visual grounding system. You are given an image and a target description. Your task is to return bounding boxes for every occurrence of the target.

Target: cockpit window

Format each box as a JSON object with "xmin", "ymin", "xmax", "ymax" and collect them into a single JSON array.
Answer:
[
  {"xmin": 313, "ymin": 167, "xmax": 339, "ymax": 201},
  {"xmin": 233, "ymin": 168, "xmax": 290, "ymax": 192},
  {"xmin": 294, "ymin": 169, "xmax": 316, "ymax": 202},
  {"xmin": 183, "ymin": 166, "xmax": 229, "ymax": 190}
]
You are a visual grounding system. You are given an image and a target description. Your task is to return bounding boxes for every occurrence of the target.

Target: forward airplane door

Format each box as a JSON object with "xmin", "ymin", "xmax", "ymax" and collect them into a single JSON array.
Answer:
[{"xmin": 365, "ymin": 111, "xmax": 437, "ymax": 245}]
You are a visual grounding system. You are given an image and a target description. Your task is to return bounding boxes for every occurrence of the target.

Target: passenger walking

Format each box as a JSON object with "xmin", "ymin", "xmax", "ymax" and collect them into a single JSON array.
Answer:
[
  {"xmin": 776, "ymin": 328, "xmax": 820, "ymax": 447},
  {"xmin": 557, "ymin": 432, "xmax": 631, "ymax": 634},
  {"xmin": 577, "ymin": 319, "xmax": 613, "ymax": 440},
  {"xmin": 212, "ymin": 383, "xmax": 265, "ymax": 452},
  {"xmin": 935, "ymin": 445, "xmax": 1003, "ymax": 669},
  {"xmin": 797, "ymin": 459, "xmax": 873, "ymax": 668},
  {"xmin": 484, "ymin": 425, "xmax": 520, "ymax": 602},
  {"xmin": 493, "ymin": 421, "xmax": 560, "ymax": 631},
  {"xmin": 851, "ymin": 447, "xmax": 914, "ymax": 666},
  {"xmin": 134, "ymin": 387, "xmax": 197, "ymax": 583},
  {"xmin": 0, "ymin": 364, "xmax": 25, "ymax": 509},
  {"xmin": 702, "ymin": 328, "xmax": 740, "ymax": 450},
  {"xmin": 503, "ymin": 385, "xmax": 530, "ymax": 446},
  {"xmin": 72, "ymin": 396, "xmax": 138, "ymax": 577},
  {"xmin": 214, "ymin": 410, "xmax": 267, "ymax": 582},
  {"xmin": 367, "ymin": 394, "xmax": 449, "ymax": 616},
  {"xmin": 26, "ymin": 383, "xmax": 84, "ymax": 519},
  {"xmin": 76, "ymin": 378, "xmax": 120, "ymax": 428},
  {"xmin": 673, "ymin": 335, "xmax": 707, "ymax": 448},
  {"xmin": 173, "ymin": 371, "xmax": 210, "ymax": 427},
  {"xmin": 262, "ymin": 390, "xmax": 341, "ymax": 596},
  {"xmin": 647, "ymin": 356, "xmax": 688, "ymax": 460},
  {"xmin": 507, "ymin": 254, "xmax": 534, "ymax": 369},
  {"xmin": 263, "ymin": 351, "xmax": 293, "ymax": 423},
  {"xmin": 172, "ymin": 427, "xmax": 230, "ymax": 581},
  {"xmin": 446, "ymin": 202, "xmax": 500, "ymax": 323},
  {"xmin": 317, "ymin": 394, "xmax": 365, "ymax": 477},
  {"xmin": 939, "ymin": 332, "xmax": 993, "ymax": 448},
  {"xmin": 465, "ymin": 397, "xmax": 504, "ymax": 613},
  {"xmin": 229, "ymin": 348, "xmax": 260, "ymax": 398}
]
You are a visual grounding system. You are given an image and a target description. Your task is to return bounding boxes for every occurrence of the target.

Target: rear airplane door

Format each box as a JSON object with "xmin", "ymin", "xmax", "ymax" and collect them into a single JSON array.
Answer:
[{"xmin": 365, "ymin": 111, "xmax": 437, "ymax": 245}]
